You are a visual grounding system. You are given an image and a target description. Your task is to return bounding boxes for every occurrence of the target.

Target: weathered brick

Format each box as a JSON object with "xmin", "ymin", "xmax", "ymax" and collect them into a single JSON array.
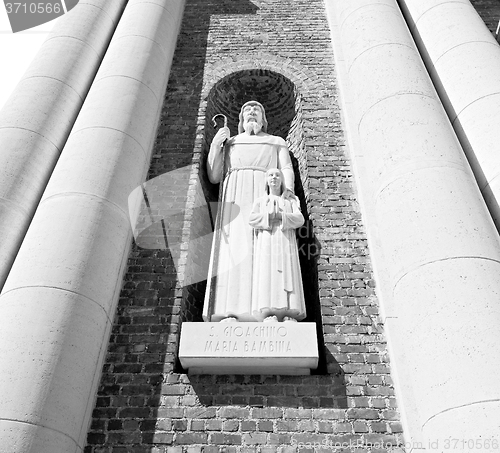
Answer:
[
  {"xmin": 389, "ymin": 422, "xmax": 404, "ymax": 433},
  {"xmin": 87, "ymin": 433, "xmax": 106, "ymax": 445},
  {"xmin": 166, "ymin": 448, "xmax": 183, "ymax": 453},
  {"xmin": 258, "ymin": 420, "xmax": 274, "ymax": 432},
  {"xmin": 156, "ymin": 408, "xmax": 184, "ymax": 419},
  {"xmin": 353, "ymin": 421, "xmax": 369, "ymax": 433},
  {"xmin": 149, "ymin": 432, "xmax": 174, "ymax": 445},
  {"xmin": 285, "ymin": 408, "xmax": 313, "ymax": 419},
  {"xmin": 242, "ymin": 433, "xmax": 269, "ymax": 445},
  {"xmin": 155, "ymin": 419, "xmax": 172, "ymax": 431},
  {"xmin": 364, "ymin": 434, "xmax": 400, "ymax": 447},
  {"xmin": 317, "ymin": 421, "xmax": 333, "ymax": 433},
  {"xmin": 371, "ymin": 398, "xmax": 387, "ymax": 409},
  {"xmin": 276, "ymin": 420, "xmax": 299, "ymax": 432},
  {"xmin": 260, "ymin": 447, "xmax": 279, "ymax": 453},
  {"xmin": 107, "ymin": 419, "xmax": 123, "ymax": 431},
  {"xmin": 365, "ymin": 386, "xmax": 394, "ymax": 397},
  {"xmin": 210, "ymin": 433, "xmax": 242, "ymax": 445},
  {"xmin": 205, "ymin": 419, "xmax": 223, "ymax": 431},
  {"xmin": 186, "ymin": 447, "xmax": 203, "ymax": 453},
  {"xmin": 347, "ymin": 409, "xmax": 380, "ymax": 420},
  {"xmin": 220, "ymin": 407, "xmax": 250, "ymax": 419},
  {"xmin": 118, "ymin": 408, "xmax": 150, "ymax": 419},
  {"xmin": 297, "ymin": 420, "xmax": 315, "ymax": 432},
  {"xmin": 190, "ymin": 420, "xmax": 205, "ymax": 431},
  {"xmin": 107, "ymin": 432, "xmax": 141, "ymax": 444},
  {"xmin": 175, "ymin": 433, "xmax": 208, "ymax": 445},
  {"xmin": 223, "ymin": 420, "xmax": 239, "ymax": 432},
  {"xmin": 200, "ymin": 447, "xmax": 220, "ymax": 453},
  {"xmin": 371, "ymin": 422, "xmax": 389, "ymax": 433},
  {"xmin": 292, "ymin": 433, "xmax": 328, "ymax": 444},
  {"xmin": 312, "ymin": 409, "xmax": 345, "ymax": 420},
  {"xmin": 172, "ymin": 420, "xmax": 188, "ymax": 431},
  {"xmin": 252, "ymin": 408, "xmax": 283, "ymax": 419},
  {"xmin": 160, "ymin": 385, "xmax": 186, "ymax": 396},
  {"xmin": 241, "ymin": 420, "xmax": 257, "ymax": 432},
  {"xmin": 184, "ymin": 407, "xmax": 217, "ymax": 419}
]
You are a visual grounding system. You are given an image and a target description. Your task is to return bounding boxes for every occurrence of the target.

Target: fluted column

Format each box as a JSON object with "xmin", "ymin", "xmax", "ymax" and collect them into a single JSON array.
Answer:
[
  {"xmin": 0, "ymin": 0, "xmax": 127, "ymax": 290},
  {"xmin": 325, "ymin": 0, "xmax": 500, "ymax": 450},
  {"xmin": 398, "ymin": 0, "xmax": 500, "ymax": 230},
  {"xmin": 0, "ymin": 1, "xmax": 185, "ymax": 452}
]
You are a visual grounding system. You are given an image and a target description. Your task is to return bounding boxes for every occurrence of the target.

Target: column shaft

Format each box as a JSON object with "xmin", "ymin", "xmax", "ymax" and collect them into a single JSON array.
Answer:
[
  {"xmin": 0, "ymin": 0, "xmax": 127, "ymax": 290},
  {"xmin": 399, "ymin": 0, "xmax": 500, "ymax": 228},
  {"xmin": 325, "ymin": 0, "xmax": 500, "ymax": 449},
  {"xmin": 0, "ymin": 1, "xmax": 185, "ymax": 452}
]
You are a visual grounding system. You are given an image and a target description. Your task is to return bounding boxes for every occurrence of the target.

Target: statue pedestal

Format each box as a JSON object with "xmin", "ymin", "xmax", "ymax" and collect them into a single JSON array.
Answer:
[{"xmin": 178, "ymin": 322, "xmax": 319, "ymax": 375}]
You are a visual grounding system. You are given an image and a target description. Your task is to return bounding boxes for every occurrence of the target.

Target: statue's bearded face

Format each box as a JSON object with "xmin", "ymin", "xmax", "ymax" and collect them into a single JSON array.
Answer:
[{"xmin": 242, "ymin": 103, "xmax": 263, "ymax": 135}]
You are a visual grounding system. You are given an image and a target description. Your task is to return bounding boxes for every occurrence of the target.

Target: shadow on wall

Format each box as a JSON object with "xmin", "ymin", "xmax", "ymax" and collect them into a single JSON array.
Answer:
[{"xmin": 188, "ymin": 372, "xmax": 347, "ymax": 409}]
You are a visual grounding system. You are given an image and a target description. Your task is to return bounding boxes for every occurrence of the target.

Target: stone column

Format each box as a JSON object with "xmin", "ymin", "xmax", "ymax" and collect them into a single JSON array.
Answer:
[
  {"xmin": 398, "ymin": 0, "xmax": 500, "ymax": 230},
  {"xmin": 0, "ymin": 0, "xmax": 127, "ymax": 290},
  {"xmin": 325, "ymin": 0, "xmax": 500, "ymax": 449},
  {"xmin": 0, "ymin": 1, "xmax": 185, "ymax": 452}
]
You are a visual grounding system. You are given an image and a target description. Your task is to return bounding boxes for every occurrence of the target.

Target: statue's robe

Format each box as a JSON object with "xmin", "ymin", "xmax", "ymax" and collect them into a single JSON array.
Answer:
[
  {"xmin": 248, "ymin": 194, "xmax": 306, "ymax": 321},
  {"xmin": 203, "ymin": 132, "xmax": 294, "ymax": 321}
]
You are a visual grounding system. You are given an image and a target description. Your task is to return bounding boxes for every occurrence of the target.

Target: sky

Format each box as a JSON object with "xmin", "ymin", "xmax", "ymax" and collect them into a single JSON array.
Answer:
[{"xmin": 0, "ymin": 3, "xmax": 58, "ymax": 111}]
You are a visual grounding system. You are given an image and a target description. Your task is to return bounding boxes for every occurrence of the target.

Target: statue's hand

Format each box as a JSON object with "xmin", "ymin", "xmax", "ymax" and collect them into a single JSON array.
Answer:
[
  {"xmin": 282, "ymin": 188, "xmax": 296, "ymax": 200},
  {"xmin": 268, "ymin": 199, "xmax": 283, "ymax": 221},
  {"xmin": 212, "ymin": 126, "xmax": 230, "ymax": 148}
]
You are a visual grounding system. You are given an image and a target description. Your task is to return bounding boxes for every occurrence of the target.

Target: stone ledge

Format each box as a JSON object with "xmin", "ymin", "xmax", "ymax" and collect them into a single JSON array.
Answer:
[{"xmin": 179, "ymin": 322, "xmax": 319, "ymax": 375}]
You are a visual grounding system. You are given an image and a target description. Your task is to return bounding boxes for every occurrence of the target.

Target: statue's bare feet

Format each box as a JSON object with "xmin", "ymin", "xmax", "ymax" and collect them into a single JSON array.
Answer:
[
  {"xmin": 283, "ymin": 316, "xmax": 297, "ymax": 322},
  {"xmin": 263, "ymin": 315, "xmax": 278, "ymax": 322},
  {"xmin": 220, "ymin": 316, "xmax": 238, "ymax": 323}
]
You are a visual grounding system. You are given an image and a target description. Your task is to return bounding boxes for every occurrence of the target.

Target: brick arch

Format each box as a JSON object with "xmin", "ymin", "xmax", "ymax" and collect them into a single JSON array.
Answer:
[{"xmin": 201, "ymin": 52, "xmax": 328, "ymax": 104}]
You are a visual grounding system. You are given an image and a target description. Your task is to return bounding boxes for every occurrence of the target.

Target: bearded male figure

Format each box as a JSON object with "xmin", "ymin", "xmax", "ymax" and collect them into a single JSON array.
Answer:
[{"xmin": 203, "ymin": 101, "xmax": 296, "ymax": 322}]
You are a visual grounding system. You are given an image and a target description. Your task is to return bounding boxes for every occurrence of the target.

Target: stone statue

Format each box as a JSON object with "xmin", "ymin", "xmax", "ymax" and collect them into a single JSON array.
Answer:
[
  {"xmin": 248, "ymin": 168, "xmax": 306, "ymax": 322},
  {"xmin": 203, "ymin": 101, "xmax": 297, "ymax": 322}
]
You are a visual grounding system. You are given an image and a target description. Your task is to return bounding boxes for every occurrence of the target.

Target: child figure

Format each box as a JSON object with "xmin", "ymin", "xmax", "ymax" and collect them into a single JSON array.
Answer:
[{"xmin": 248, "ymin": 168, "xmax": 306, "ymax": 322}]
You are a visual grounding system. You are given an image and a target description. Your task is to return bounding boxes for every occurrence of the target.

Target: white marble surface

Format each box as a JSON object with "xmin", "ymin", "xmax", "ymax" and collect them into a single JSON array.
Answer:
[{"xmin": 179, "ymin": 322, "xmax": 319, "ymax": 375}]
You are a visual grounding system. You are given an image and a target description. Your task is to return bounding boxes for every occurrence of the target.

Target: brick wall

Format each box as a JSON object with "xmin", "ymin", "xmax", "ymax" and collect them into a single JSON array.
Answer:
[{"xmin": 85, "ymin": 0, "xmax": 404, "ymax": 451}]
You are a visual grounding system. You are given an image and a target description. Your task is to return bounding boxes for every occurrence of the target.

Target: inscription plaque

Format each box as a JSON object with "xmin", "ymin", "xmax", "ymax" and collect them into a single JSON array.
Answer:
[{"xmin": 179, "ymin": 322, "xmax": 319, "ymax": 375}]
